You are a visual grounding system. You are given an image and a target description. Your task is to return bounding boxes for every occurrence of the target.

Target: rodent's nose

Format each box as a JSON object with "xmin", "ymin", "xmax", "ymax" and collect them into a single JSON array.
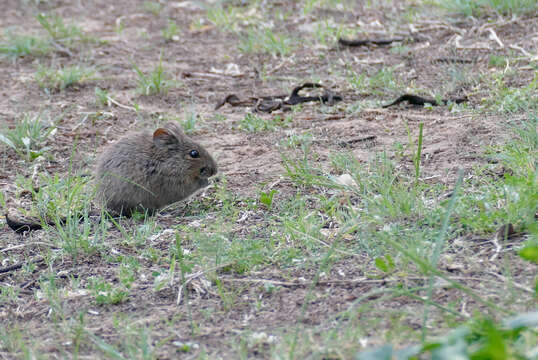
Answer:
[{"xmin": 200, "ymin": 166, "xmax": 216, "ymax": 177}]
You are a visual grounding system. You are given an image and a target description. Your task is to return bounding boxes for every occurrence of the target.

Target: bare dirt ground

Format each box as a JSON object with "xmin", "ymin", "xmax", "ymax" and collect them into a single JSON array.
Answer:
[{"xmin": 0, "ymin": 0, "xmax": 536, "ymax": 359}]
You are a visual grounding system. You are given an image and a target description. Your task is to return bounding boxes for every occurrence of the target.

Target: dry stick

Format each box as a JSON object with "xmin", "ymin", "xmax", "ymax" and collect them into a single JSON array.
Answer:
[
  {"xmin": 288, "ymin": 226, "xmax": 357, "ymax": 257},
  {"xmin": 338, "ymin": 37, "xmax": 405, "ymax": 46},
  {"xmin": 490, "ymin": 233, "xmax": 502, "ymax": 261},
  {"xmin": 383, "ymin": 94, "xmax": 467, "ymax": 108},
  {"xmin": 487, "ymin": 28, "xmax": 504, "ymax": 48},
  {"xmin": 50, "ymin": 40, "xmax": 73, "ymax": 57},
  {"xmin": 218, "ymin": 276, "xmax": 508, "ymax": 287},
  {"xmin": 1, "ymin": 242, "xmax": 56, "ymax": 253},
  {"xmin": 433, "ymin": 57, "xmax": 474, "ymax": 64},
  {"xmin": 509, "ymin": 44, "xmax": 533, "ymax": 57},
  {"xmin": 266, "ymin": 58, "xmax": 288, "ymax": 75},
  {"xmin": 486, "ymin": 271, "xmax": 534, "ymax": 294},
  {"xmin": 176, "ymin": 261, "xmax": 235, "ymax": 305},
  {"xmin": 0, "ymin": 257, "xmax": 44, "ymax": 274},
  {"xmin": 106, "ymin": 95, "xmax": 137, "ymax": 112},
  {"xmin": 184, "ymin": 71, "xmax": 230, "ymax": 79},
  {"xmin": 453, "ymin": 34, "xmax": 492, "ymax": 50}
]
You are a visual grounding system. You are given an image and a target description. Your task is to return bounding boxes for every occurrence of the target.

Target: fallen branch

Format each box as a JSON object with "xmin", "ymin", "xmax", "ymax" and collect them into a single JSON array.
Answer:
[
  {"xmin": 215, "ymin": 83, "xmax": 342, "ymax": 113},
  {"xmin": 338, "ymin": 37, "xmax": 404, "ymax": 47},
  {"xmin": 338, "ymin": 136, "xmax": 377, "ymax": 147},
  {"xmin": 0, "ymin": 257, "xmax": 44, "ymax": 274},
  {"xmin": 176, "ymin": 262, "xmax": 235, "ymax": 305},
  {"xmin": 383, "ymin": 94, "xmax": 468, "ymax": 108},
  {"xmin": 1, "ymin": 242, "xmax": 56, "ymax": 253}
]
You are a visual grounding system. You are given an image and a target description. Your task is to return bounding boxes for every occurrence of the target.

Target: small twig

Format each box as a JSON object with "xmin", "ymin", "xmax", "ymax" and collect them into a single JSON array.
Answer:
[
  {"xmin": 338, "ymin": 135, "xmax": 377, "ymax": 147},
  {"xmin": 106, "ymin": 96, "xmax": 137, "ymax": 112},
  {"xmin": 0, "ymin": 257, "xmax": 44, "ymax": 274},
  {"xmin": 461, "ymin": 299, "xmax": 470, "ymax": 317},
  {"xmin": 50, "ymin": 40, "xmax": 74, "ymax": 57},
  {"xmin": 453, "ymin": 35, "xmax": 492, "ymax": 50},
  {"xmin": 420, "ymin": 175, "xmax": 441, "ymax": 181},
  {"xmin": 266, "ymin": 178, "xmax": 282, "ymax": 190},
  {"xmin": 382, "ymin": 94, "xmax": 467, "ymax": 108},
  {"xmin": 288, "ymin": 227, "xmax": 358, "ymax": 257},
  {"xmin": 0, "ymin": 242, "xmax": 56, "ymax": 253},
  {"xmin": 31, "ymin": 158, "xmax": 44, "ymax": 191},
  {"xmin": 412, "ymin": 20, "xmax": 466, "ymax": 35},
  {"xmin": 338, "ymin": 37, "xmax": 405, "ymax": 47},
  {"xmin": 236, "ymin": 211, "xmax": 252, "ymax": 223},
  {"xmin": 508, "ymin": 44, "xmax": 532, "ymax": 57},
  {"xmin": 183, "ymin": 71, "xmax": 228, "ymax": 79},
  {"xmin": 433, "ymin": 57, "xmax": 474, "ymax": 64},
  {"xmin": 220, "ymin": 277, "xmax": 386, "ymax": 287},
  {"xmin": 266, "ymin": 58, "xmax": 288, "ymax": 75},
  {"xmin": 176, "ymin": 262, "xmax": 235, "ymax": 305},
  {"xmin": 486, "ymin": 271, "xmax": 534, "ymax": 294},
  {"xmin": 490, "ymin": 234, "xmax": 503, "ymax": 262},
  {"xmin": 487, "ymin": 28, "xmax": 504, "ymax": 48},
  {"xmin": 219, "ymin": 275, "xmax": 514, "ymax": 288}
]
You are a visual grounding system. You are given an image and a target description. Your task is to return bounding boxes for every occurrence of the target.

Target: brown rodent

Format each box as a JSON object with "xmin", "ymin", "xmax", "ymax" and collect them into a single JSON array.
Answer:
[{"xmin": 96, "ymin": 122, "xmax": 217, "ymax": 216}]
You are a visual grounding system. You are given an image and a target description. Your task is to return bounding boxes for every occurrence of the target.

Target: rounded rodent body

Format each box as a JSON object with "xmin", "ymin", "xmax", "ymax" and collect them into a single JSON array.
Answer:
[{"xmin": 96, "ymin": 122, "xmax": 217, "ymax": 215}]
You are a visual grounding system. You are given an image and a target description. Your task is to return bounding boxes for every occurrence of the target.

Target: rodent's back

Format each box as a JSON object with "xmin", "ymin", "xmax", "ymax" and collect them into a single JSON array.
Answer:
[
  {"xmin": 96, "ymin": 130, "xmax": 156, "ymax": 214},
  {"xmin": 96, "ymin": 124, "xmax": 217, "ymax": 215}
]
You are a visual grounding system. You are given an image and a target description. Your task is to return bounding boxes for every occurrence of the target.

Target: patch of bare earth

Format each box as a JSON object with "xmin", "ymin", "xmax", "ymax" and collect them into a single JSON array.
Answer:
[{"xmin": 0, "ymin": 0, "xmax": 536, "ymax": 358}]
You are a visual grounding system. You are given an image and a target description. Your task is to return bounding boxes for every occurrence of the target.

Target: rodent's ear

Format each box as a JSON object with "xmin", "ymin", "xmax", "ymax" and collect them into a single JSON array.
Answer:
[
  {"xmin": 162, "ymin": 122, "xmax": 188, "ymax": 140},
  {"xmin": 163, "ymin": 122, "xmax": 185, "ymax": 136},
  {"xmin": 153, "ymin": 128, "xmax": 178, "ymax": 146}
]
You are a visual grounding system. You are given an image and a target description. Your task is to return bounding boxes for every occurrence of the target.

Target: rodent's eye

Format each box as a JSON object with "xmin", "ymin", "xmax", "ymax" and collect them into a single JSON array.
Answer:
[{"xmin": 189, "ymin": 150, "xmax": 199, "ymax": 158}]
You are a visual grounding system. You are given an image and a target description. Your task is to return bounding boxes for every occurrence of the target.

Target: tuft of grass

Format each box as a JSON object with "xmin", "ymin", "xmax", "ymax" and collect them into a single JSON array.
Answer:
[
  {"xmin": 88, "ymin": 276, "xmax": 129, "ymax": 305},
  {"xmin": 456, "ymin": 115, "xmax": 537, "ymax": 234},
  {"xmin": 143, "ymin": 1, "xmax": 162, "ymax": 15},
  {"xmin": 0, "ymin": 284, "xmax": 20, "ymax": 305},
  {"xmin": 181, "ymin": 110, "xmax": 199, "ymax": 134},
  {"xmin": 486, "ymin": 72, "xmax": 537, "ymax": 113},
  {"xmin": 15, "ymin": 164, "xmax": 107, "ymax": 259},
  {"xmin": 0, "ymin": 327, "xmax": 38, "ymax": 358},
  {"xmin": 0, "ymin": 13, "xmax": 94, "ymax": 60},
  {"xmin": 282, "ymin": 148, "xmax": 446, "ymax": 258},
  {"xmin": 35, "ymin": 64, "xmax": 95, "ymax": 91},
  {"xmin": 162, "ymin": 21, "xmax": 180, "ymax": 42},
  {"xmin": 488, "ymin": 54, "xmax": 508, "ymax": 68},
  {"xmin": 238, "ymin": 28, "xmax": 294, "ymax": 58},
  {"xmin": 356, "ymin": 312, "xmax": 538, "ymax": 359},
  {"xmin": 494, "ymin": 115, "xmax": 537, "ymax": 178},
  {"xmin": 36, "ymin": 13, "xmax": 87, "ymax": 46},
  {"xmin": 312, "ymin": 20, "xmax": 349, "ymax": 48},
  {"xmin": 206, "ymin": 4, "xmax": 240, "ymax": 32},
  {"xmin": 259, "ymin": 189, "xmax": 277, "ymax": 209},
  {"xmin": 411, "ymin": 122, "xmax": 424, "ymax": 184},
  {"xmin": 368, "ymin": 67, "xmax": 402, "ymax": 95},
  {"xmin": 0, "ymin": 30, "xmax": 51, "ymax": 59},
  {"xmin": 24, "ymin": 171, "xmax": 91, "ymax": 221},
  {"xmin": 303, "ymin": 0, "xmax": 346, "ymax": 14},
  {"xmin": 0, "ymin": 112, "xmax": 56, "ymax": 161},
  {"xmin": 238, "ymin": 113, "xmax": 291, "ymax": 133},
  {"xmin": 94, "ymin": 86, "xmax": 110, "ymax": 106},
  {"xmin": 438, "ymin": 0, "xmax": 537, "ymax": 16},
  {"xmin": 279, "ymin": 132, "xmax": 314, "ymax": 149},
  {"xmin": 347, "ymin": 66, "xmax": 403, "ymax": 95},
  {"xmin": 132, "ymin": 56, "xmax": 177, "ymax": 96}
]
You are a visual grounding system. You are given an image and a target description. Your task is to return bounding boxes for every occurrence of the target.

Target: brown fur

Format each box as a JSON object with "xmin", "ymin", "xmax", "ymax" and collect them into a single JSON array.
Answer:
[{"xmin": 96, "ymin": 122, "xmax": 217, "ymax": 215}]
